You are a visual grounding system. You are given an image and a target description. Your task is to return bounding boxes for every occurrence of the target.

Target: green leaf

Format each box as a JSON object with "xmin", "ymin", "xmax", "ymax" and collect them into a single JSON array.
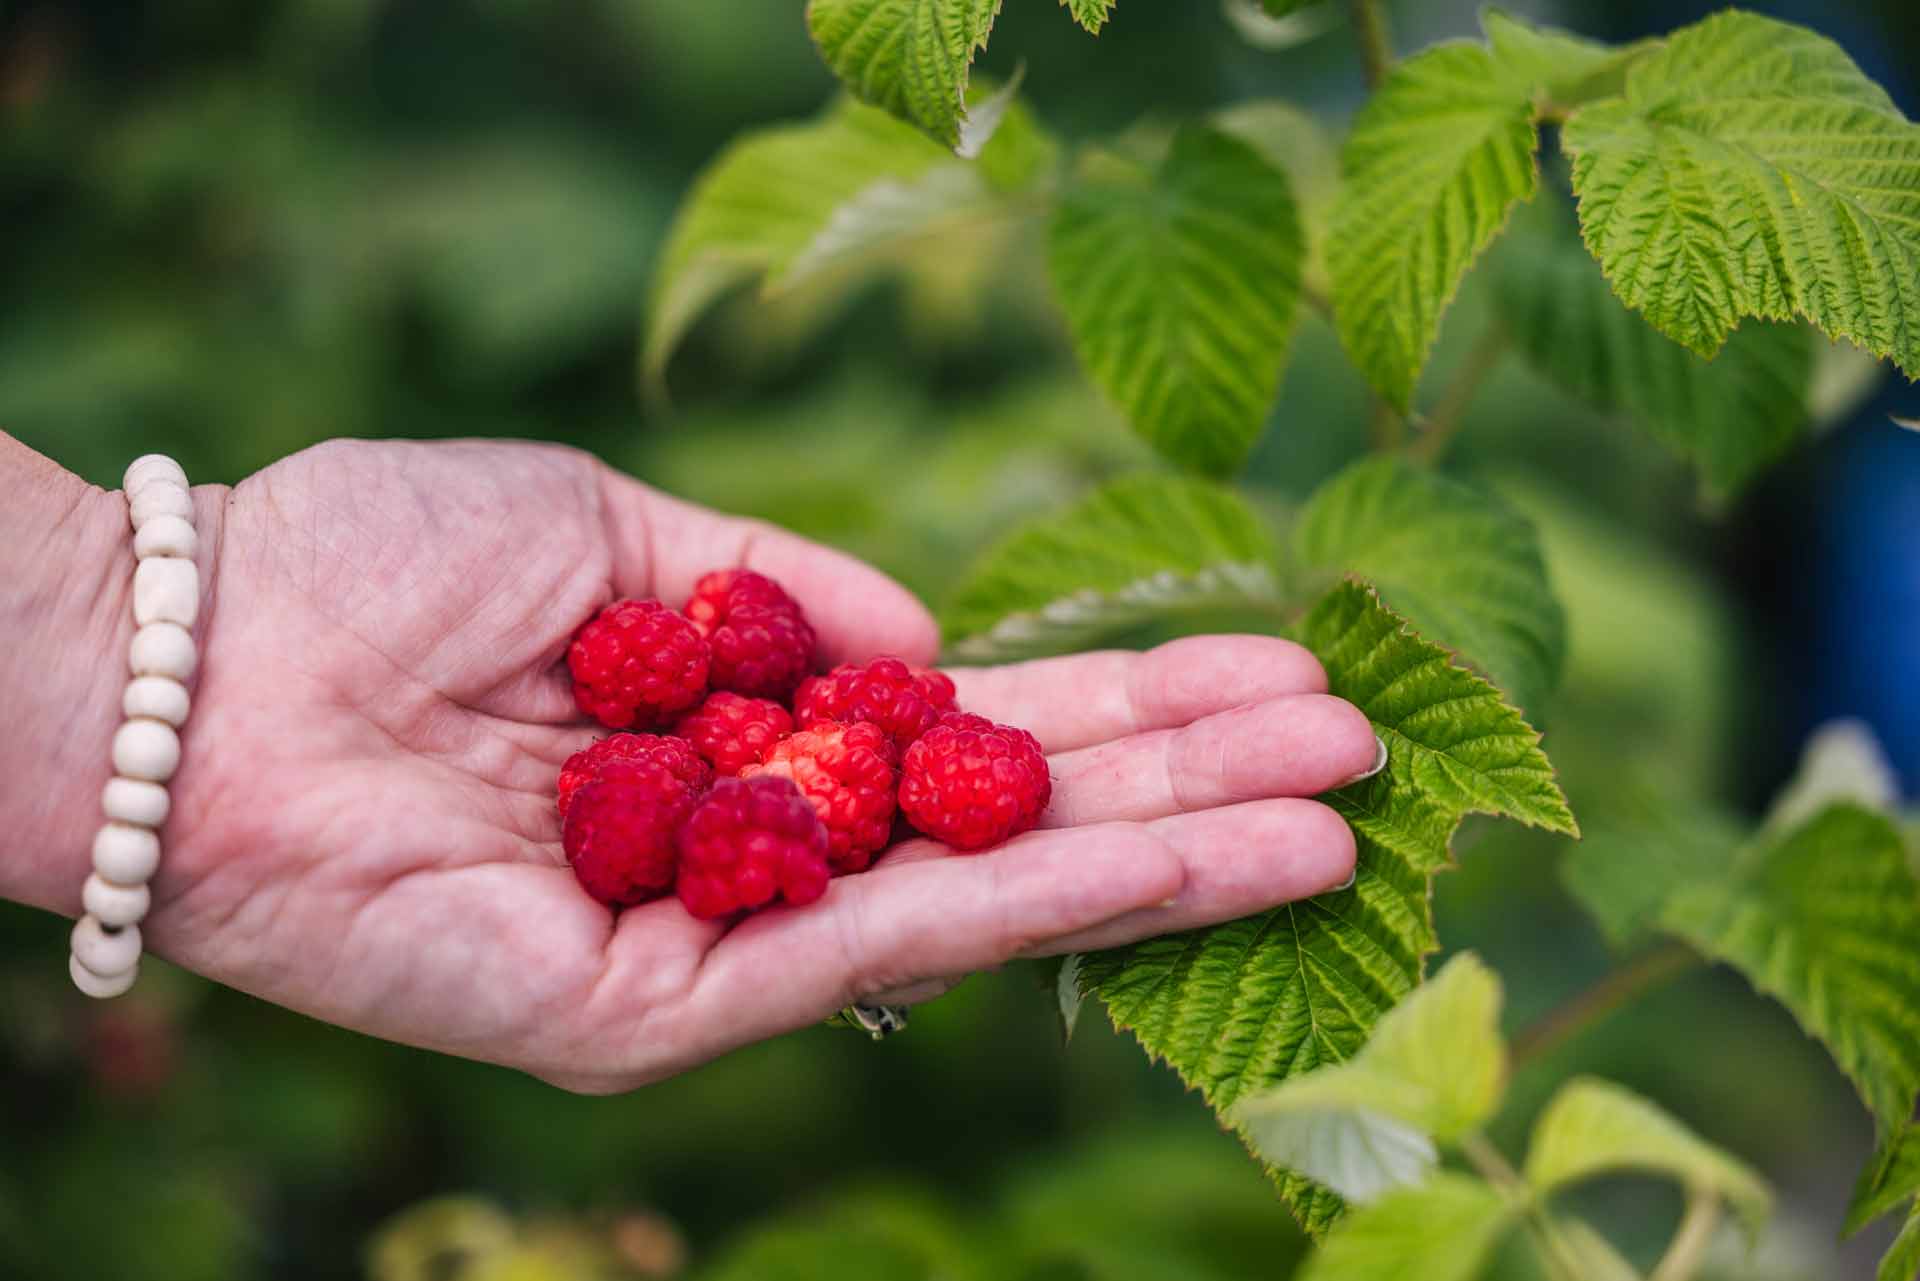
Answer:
[
  {"xmin": 1561, "ymin": 799, "xmax": 1744, "ymax": 951},
  {"xmin": 1212, "ymin": 101, "xmax": 1339, "ymax": 301},
  {"xmin": 941, "ymin": 473, "xmax": 1283, "ymax": 661},
  {"xmin": 1480, "ymin": 10, "xmax": 1646, "ymax": 107},
  {"xmin": 1297, "ymin": 1175, "xmax": 1517, "ymax": 1281},
  {"xmin": 1524, "ymin": 1077, "xmax": 1771, "ymax": 1236},
  {"xmin": 1881, "ymin": 1208, "xmax": 1920, "ymax": 1281},
  {"xmin": 1077, "ymin": 583, "xmax": 1573, "ymax": 1234},
  {"xmin": 1553, "ymin": 1218, "xmax": 1645, "ymax": 1281},
  {"xmin": 1327, "ymin": 12, "xmax": 1624, "ymax": 409},
  {"xmin": 1292, "ymin": 456, "xmax": 1565, "ymax": 713},
  {"xmin": 1849, "ymin": 1125, "xmax": 1920, "ymax": 1236},
  {"xmin": 1563, "ymin": 11, "xmax": 1920, "ymax": 379},
  {"xmin": 806, "ymin": 0, "xmax": 1002, "ymax": 150},
  {"xmin": 1494, "ymin": 199, "xmax": 1816, "ymax": 497},
  {"xmin": 1230, "ymin": 954, "xmax": 1506, "ymax": 1202},
  {"xmin": 1061, "ymin": 0, "xmax": 1113, "ymax": 34},
  {"xmin": 644, "ymin": 95, "xmax": 1047, "ymax": 383},
  {"xmin": 1048, "ymin": 125, "xmax": 1304, "ymax": 474}
]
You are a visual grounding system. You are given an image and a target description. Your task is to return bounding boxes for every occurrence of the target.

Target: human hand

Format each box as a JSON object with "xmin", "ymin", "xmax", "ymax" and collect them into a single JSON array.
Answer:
[{"xmin": 116, "ymin": 439, "xmax": 1377, "ymax": 1089}]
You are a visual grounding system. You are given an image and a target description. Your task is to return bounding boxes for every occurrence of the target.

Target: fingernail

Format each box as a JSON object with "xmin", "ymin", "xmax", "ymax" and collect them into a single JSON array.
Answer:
[
  {"xmin": 1338, "ymin": 734, "xmax": 1389, "ymax": 787},
  {"xmin": 1332, "ymin": 868, "xmax": 1357, "ymax": 892}
]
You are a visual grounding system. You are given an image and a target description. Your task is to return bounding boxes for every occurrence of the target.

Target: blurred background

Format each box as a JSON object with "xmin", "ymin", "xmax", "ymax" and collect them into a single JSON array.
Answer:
[{"xmin": 3, "ymin": 1, "xmax": 1917, "ymax": 1277}]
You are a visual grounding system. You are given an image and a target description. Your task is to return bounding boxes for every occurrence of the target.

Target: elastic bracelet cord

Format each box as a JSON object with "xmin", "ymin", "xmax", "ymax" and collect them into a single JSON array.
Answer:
[{"xmin": 69, "ymin": 454, "xmax": 200, "ymax": 998}]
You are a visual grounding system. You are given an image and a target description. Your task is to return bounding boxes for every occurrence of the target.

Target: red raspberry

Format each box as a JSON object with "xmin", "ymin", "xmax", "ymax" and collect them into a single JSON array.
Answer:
[
  {"xmin": 674, "ymin": 776, "xmax": 832, "ymax": 920},
  {"xmin": 742, "ymin": 721, "xmax": 897, "ymax": 874},
  {"xmin": 682, "ymin": 570, "xmax": 816, "ymax": 700},
  {"xmin": 899, "ymin": 713, "xmax": 1052, "ymax": 851},
  {"xmin": 561, "ymin": 761, "xmax": 702, "ymax": 908},
  {"xmin": 557, "ymin": 733, "xmax": 710, "ymax": 818},
  {"xmin": 673, "ymin": 692, "xmax": 793, "ymax": 777},
  {"xmin": 793, "ymin": 657, "xmax": 958, "ymax": 753},
  {"xmin": 569, "ymin": 599, "xmax": 710, "ymax": 729}
]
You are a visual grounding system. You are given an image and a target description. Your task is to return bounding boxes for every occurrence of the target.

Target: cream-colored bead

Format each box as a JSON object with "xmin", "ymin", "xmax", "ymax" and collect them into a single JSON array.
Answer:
[
  {"xmin": 112, "ymin": 719, "xmax": 181, "ymax": 783},
  {"xmin": 134, "ymin": 514, "xmax": 198, "ymax": 561},
  {"xmin": 133, "ymin": 557, "xmax": 200, "ymax": 628},
  {"xmin": 124, "ymin": 455, "xmax": 188, "ymax": 494},
  {"xmin": 122, "ymin": 676, "xmax": 190, "ymax": 728},
  {"xmin": 102, "ymin": 776, "xmax": 171, "ymax": 827},
  {"xmin": 71, "ymin": 914, "xmax": 142, "ymax": 977},
  {"xmin": 70, "ymin": 951, "xmax": 138, "ymax": 999},
  {"xmin": 83, "ymin": 874, "xmax": 152, "ymax": 928},
  {"xmin": 93, "ymin": 821, "xmax": 161, "ymax": 883},
  {"xmin": 129, "ymin": 480, "xmax": 194, "ymax": 530},
  {"xmin": 129, "ymin": 622, "xmax": 196, "ymax": 681}
]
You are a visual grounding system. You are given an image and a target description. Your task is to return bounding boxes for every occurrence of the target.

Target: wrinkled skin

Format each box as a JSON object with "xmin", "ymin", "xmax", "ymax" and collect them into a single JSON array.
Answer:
[{"xmin": 72, "ymin": 440, "xmax": 1380, "ymax": 1091}]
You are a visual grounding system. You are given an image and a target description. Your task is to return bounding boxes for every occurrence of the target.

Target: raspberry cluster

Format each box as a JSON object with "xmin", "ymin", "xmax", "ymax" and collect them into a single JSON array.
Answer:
[{"xmin": 558, "ymin": 573, "xmax": 1052, "ymax": 921}]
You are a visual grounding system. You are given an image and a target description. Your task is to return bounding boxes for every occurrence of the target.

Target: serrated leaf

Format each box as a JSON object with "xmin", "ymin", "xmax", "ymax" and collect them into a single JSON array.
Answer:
[
  {"xmin": 1849, "ymin": 1125, "xmax": 1920, "ymax": 1236},
  {"xmin": 644, "ymin": 95, "xmax": 1047, "ymax": 382},
  {"xmin": 1297, "ymin": 1175, "xmax": 1517, "ymax": 1281},
  {"xmin": 1524, "ymin": 1077, "xmax": 1771, "ymax": 1236},
  {"xmin": 1292, "ymin": 456, "xmax": 1565, "ymax": 713},
  {"xmin": 806, "ymin": 0, "xmax": 1002, "ymax": 150},
  {"xmin": 1882, "ymin": 1207, "xmax": 1920, "ymax": 1281},
  {"xmin": 1048, "ymin": 125, "xmax": 1303, "ymax": 474},
  {"xmin": 1327, "ymin": 11, "xmax": 1624, "ymax": 410},
  {"xmin": 1494, "ymin": 199, "xmax": 1816, "ymax": 496},
  {"xmin": 1563, "ymin": 11, "xmax": 1920, "ymax": 379},
  {"xmin": 1212, "ymin": 101, "xmax": 1340, "ymax": 321},
  {"xmin": 1480, "ymin": 9, "xmax": 1646, "ymax": 107},
  {"xmin": 1561, "ymin": 800, "xmax": 1743, "ymax": 951},
  {"xmin": 1078, "ymin": 583, "xmax": 1572, "ymax": 1234},
  {"xmin": 1230, "ymin": 954, "xmax": 1505, "ymax": 1202},
  {"xmin": 941, "ymin": 473, "xmax": 1283, "ymax": 661},
  {"xmin": 1061, "ymin": 0, "xmax": 1113, "ymax": 34}
]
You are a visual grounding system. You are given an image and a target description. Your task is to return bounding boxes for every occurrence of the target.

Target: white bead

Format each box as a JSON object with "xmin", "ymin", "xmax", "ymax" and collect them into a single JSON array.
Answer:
[
  {"xmin": 122, "ymin": 676, "xmax": 190, "ymax": 728},
  {"xmin": 83, "ymin": 874, "xmax": 151, "ymax": 928},
  {"xmin": 93, "ymin": 822, "xmax": 161, "ymax": 883},
  {"xmin": 124, "ymin": 454, "xmax": 188, "ymax": 494},
  {"xmin": 129, "ymin": 622, "xmax": 196, "ymax": 681},
  {"xmin": 129, "ymin": 481, "xmax": 195, "ymax": 530},
  {"xmin": 112, "ymin": 719, "xmax": 181, "ymax": 783},
  {"xmin": 71, "ymin": 914, "xmax": 142, "ymax": 977},
  {"xmin": 102, "ymin": 776, "xmax": 171, "ymax": 827},
  {"xmin": 70, "ymin": 951, "xmax": 138, "ymax": 999},
  {"xmin": 134, "ymin": 515, "xmax": 198, "ymax": 561},
  {"xmin": 133, "ymin": 557, "xmax": 200, "ymax": 628}
]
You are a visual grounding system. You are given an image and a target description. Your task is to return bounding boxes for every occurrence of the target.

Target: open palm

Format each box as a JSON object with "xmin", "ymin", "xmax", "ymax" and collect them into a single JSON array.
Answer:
[{"xmin": 149, "ymin": 439, "xmax": 1376, "ymax": 1091}]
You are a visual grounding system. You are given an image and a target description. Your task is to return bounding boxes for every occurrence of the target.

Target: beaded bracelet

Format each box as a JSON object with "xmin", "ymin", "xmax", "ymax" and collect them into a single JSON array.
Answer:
[{"xmin": 69, "ymin": 454, "xmax": 199, "ymax": 999}]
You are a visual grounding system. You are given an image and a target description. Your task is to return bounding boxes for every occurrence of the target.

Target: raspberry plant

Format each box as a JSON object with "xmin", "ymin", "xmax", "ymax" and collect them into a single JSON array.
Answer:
[{"xmin": 648, "ymin": 5, "xmax": 1920, "ymax": 1277}]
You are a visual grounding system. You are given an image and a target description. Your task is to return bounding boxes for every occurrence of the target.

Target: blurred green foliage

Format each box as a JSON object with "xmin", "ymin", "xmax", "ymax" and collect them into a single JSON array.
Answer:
[{"xmin": 2, "ymin": 1, "xmax": 1911, "ymax": 1278}]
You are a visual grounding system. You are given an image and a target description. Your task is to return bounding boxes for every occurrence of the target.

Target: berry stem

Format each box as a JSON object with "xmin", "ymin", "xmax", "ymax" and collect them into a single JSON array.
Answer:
[
  {"xmin": 1348, "ymin": 0, "xmax": 1394, "ymax": 91},
  {"xmin": 1510, "ymin": 942, "xmax": 1700, "ymax": 1070}
]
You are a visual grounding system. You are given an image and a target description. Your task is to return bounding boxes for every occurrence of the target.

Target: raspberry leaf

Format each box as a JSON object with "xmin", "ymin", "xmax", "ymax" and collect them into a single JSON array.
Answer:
[
  {"xmin": 941, "ymin": 473, "xmax": 1284, "ymax": 662},
  {"xmin": 1848, "ymin": 1124, "xmax": 1920, "ymax": 1237},
  {"xmin": 1565, "ymin": 801, "xmax": 1920, "ymax": 1132},
  {"xmin": 1228, "ymin": 954, "xmax": 1506, "ymax": 1203},
  {"xmin": 1076, "ymin": 582, "xmax": 1574, "ymax": 1234},
  {"xmin": 1048, "ymin": 125, "xmax": 1304, "ymax": 475},
  {"xmin": 1562, "ymin": 11, "xmax": 1920, "ymax": 380},
  {"xmin": 1493, "ymin": 198, "xmax": 1816, "ymax": 498},
  {"xmin": 1291, "ymin": 456, "xmax": 1565, "ymax": 715},
  {"xmin": 806, "ymin": 0, "xmax": 1002, "ymax": 151},
  {"xmin": 1061, "ymin": 0, "xmax": 1114, "ymax": 35},
  {"xmin": 1295, "ymin": 1175, "xmax": 1517, "ymax": 1281},
  {"xmin": 1326, "ymin": 12, "xmax": 1634, "ymax": 410},
  {"xmin": 1523, "ymin": 1077, "xmax": 1772, "ymax": 1237}
]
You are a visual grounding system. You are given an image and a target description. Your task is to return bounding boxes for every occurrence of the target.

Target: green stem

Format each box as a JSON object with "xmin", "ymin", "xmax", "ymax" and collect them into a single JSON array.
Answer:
[
  {"xmin": 1462, "ymin": 1135, "xmax": 1588, "ymax": 1281},
  {"xmin": 1348, "ymin": 0, "xmax": 1394, "ymax": 91},
  {"xmin": 1511, "ymin": 943, "xmax": 1700, "ymax": 1070},
  {"xmin": 1649, "ymin": 1193, "xmax": 1723, "ymax": 1281},
  {"xmin": 1369, "ymin": 401, "xmax": 1406, "ymax": 451},
  {"xmin": 1407, "ymin": 327, "xmax": 1508, "ymax": 465}
]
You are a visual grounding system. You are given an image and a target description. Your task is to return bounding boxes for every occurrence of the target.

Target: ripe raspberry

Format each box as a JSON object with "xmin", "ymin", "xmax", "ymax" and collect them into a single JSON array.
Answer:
[
  {"xmin": 562, "ymin": 761, "xmax": 702, "ymax": 908},
  {"xmin": 793, "ymin": 657, "xmax": 958, "ymax": 753},
  {"xmin": 673, "ymin": 691, "xmax": 793, "ymax": 777},
  {"xmin": 682, "ymin": 570, "xmax": 816, "ymax": 700},
  {"xmin": 675, "ymin": 776, "xmax": 832, "ymax": 920},
  {"xmin": 557, "ymin": 733, "xmax": 710, "ymax": 818},
  {"xmin": 899, "ymin": 713, "xmax": 1052, "ymax": 851},
  {"xmin": 569, "ymin": 599, "xmax": 710, "ymax": 729},
  {"xmin": 742, "ymin": 721, "xmax": 897, "ymax": 874}
]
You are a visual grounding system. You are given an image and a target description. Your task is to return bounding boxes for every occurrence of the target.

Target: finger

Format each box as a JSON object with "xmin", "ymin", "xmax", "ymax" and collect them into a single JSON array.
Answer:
[
  {"xmin": 1031, "ymin": 799, "xmax": 1357, "ymax": 954},
  {"xmin": 1040, "ymin": 693, "xmax": 1380, "ymax": 827},
  {"xmin": 597, "ymin": 468, "xmax": 939, "ymax": 667},
  {"xmin": 946, "ymin": 635, "xmax": 1327, "ymax": 753}
]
